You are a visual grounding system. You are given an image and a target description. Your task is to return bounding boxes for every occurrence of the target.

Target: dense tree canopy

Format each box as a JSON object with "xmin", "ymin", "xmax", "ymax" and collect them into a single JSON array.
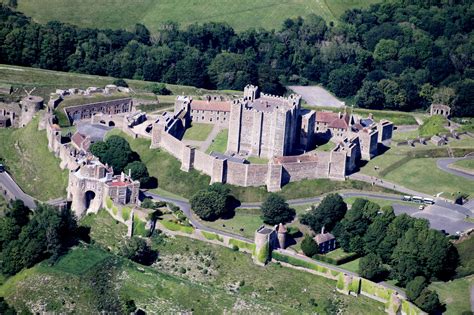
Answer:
[
  {"xmin": 0, "ymin": 202, "xmax": 80, "ymax": 275},
  {"xmin": 0, "ymin": 2, "xmax": 472, "ymax": 115},
  {"xmin": 300, "ymin": 193, "xmax": 347, "ymax": 233},
  {"xmin": 301, "ymin": 235, "xmax": 319, "ymax": 257},
  {"xmin": 190, "ymin": 183, "xmax": 231, "ymax": 221},
  {"xmin": 260, "ymin": 193, "xmax": 295, "ymax": 225}
]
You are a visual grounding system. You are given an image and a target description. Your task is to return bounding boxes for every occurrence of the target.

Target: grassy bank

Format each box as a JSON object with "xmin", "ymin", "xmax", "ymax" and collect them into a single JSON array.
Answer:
[{"xmin": 0, "ymin": 115, "xmax": 68, "ymax": 201}]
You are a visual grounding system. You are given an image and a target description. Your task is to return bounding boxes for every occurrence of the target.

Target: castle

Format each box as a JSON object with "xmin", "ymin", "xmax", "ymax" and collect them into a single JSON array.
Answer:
[
  {"xmin": 67, "ymin": 157, "xmax": 140, "ymax": 218},
  {"xmin": 151, "ymin": 85, "xmax": 393, "ymax": 191}
]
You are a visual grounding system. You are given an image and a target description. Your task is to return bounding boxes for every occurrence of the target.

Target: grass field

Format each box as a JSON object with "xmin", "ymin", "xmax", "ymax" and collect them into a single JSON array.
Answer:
[
  {"xmin": 451, "ymin": 159, "xmax": 474, "ymax": 172},
  {"xmin": 339, "ymin": 258, "xmax": 361, "ymax": 274},
  {"xmin": 14, "ymin": 0, "xmax": 381, "ymax": 33},
  {"xmin": 247, "ymin": 156, "xmax": 269, "ymax": 164},
  {"xmin": 430, "ymin": 276, "xmax": 474, "ymax": 315},
  {"xmin": 199, "ymin": 208, "xmax": 263, "ymax": 239},
  {"xmin": 315, "ymin": 141, "xmax": 336, "ymax": 152},
  {"xmin": 0, "ymin": 64, "xmax": 238, "ymax": 101},
  {"xmin": 360, "ymin": 140, "xmax": 474, "ymax": 199},
  {"xmin": 0, "ymin": 115, "xmax": 68, "ymax": 201},
  {"xmin": 206, "ymin": 129, "xmax": 228, "ymax": 154},
  {"xmin": 183, "ymin": 123, "xmax": 214, "ymax": 141}
]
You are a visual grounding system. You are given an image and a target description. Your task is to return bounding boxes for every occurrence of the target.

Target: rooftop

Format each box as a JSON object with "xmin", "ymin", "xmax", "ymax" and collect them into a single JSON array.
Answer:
[
  {"xmin": 191, "ymin": 99, "xmax": 231, "ymax": 112},
  {"xmin": 314, "ymin": 232, "xmax": 335, "ymax": 244}
]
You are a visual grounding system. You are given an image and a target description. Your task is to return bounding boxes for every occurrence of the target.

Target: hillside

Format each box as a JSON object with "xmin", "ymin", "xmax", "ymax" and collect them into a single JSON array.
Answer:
[{"xmin": 11, "ymin": 0, "xmax": 380, "ymax": 32}]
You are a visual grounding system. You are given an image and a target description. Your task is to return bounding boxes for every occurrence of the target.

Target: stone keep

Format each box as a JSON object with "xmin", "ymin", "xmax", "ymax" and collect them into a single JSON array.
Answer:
[{"xmin": 227, "ymin": 85, "xmax": 301, "ymax": 159}]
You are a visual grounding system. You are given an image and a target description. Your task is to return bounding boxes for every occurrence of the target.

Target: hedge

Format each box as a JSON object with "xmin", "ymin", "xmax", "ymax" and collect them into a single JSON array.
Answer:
[
  {"xmin": 313, "ymin": 252, "xmax": 359, "ymax": 265},
  {"xmin": 160, "ymin": 220, "xmax": 194, "ymax": 234},
  {"xmin": 257, "ymin": 242, "xmax": 269, "ymax": 263},
  {"xmin": 228, "ymin": 238, "xmax": 256, "ymax": 251},
  {"xmin": 272, "ymin": 251, "xmax": 330, "ymax": 275},
  {"xmin": 122, "ymin": 206, "xmax": 132, "ymax": 221},
  {"xmin": 201, "ymin": 231, "xmax": 223, "ymax": 242},
  {"xmin": 105, "ymin": 196, "xmax": 113, "ymax": 209},
  {"xmin": 360, "ymin": 279, "xmax": 393, "ymax": 301}
]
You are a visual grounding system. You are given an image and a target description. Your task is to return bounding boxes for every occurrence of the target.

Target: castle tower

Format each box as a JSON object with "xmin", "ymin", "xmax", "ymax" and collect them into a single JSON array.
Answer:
[
  {"xmin": 276, "ymin": 223, "xmax": 287, "ymax": 249},
  {"xmin": 253, "ymin": 225, "xmax": 276, "ymax": 265},
  {"xmin": 243, "ymin": 84, "xmax": 259, "ymax": 101}
]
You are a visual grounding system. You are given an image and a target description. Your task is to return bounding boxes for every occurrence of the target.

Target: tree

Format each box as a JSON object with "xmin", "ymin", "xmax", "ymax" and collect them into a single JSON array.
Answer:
[
  {"xmin": 260, "ymin": 193, "xmax": 295, "ymax": 225},
  {"xmin": 406, "ymin": 276, "xmax": 428, "ymax": 301},
  {"xmin": 414, "ymin": 288, "xmax": 441, "ymax": 314},
  {"xmin": 301, "ymin": 235, "xmax": 319, "ymax": 257},
  {"xmin": 90, "ymin": 141, "xmax": 109, "ymax": 161},
  {"xmin": 190, "ymin": 189, "xmax": 227, "ymax": 221},
  {"xmin": 90, "ymin": 136, "xmax": 137, "ymax": 174},
  {"xmin": 300, "ymin": 194, "xmax": 347, "ymax": 233},
  {"xmin": 373, "ymin": 39, "xmax": 399, "ymax": 62},
  {"xmin": 148, "ymin": 83, "xmax": 171, "ymax": 95},
  {"xmin": 119, "ymin": 237, "xmax": 157, "ymax": 265},
  {"xmin": 359, "ymin": 253, "xmax": 386, "ymax": 281},
  {"xmin": 0, "ymin": 297, "xmax": 16, "ymax": 315},
  {"xmin": 112, "ymin": 78, "xmax": 128, "ymax": 87},
  {"xmin": 124, "ymin": 161, "xmax": 149, "ymax": 186},
  {"xmin": 355, "ymin": 80, "xmax": 385, "ymax": 109}
]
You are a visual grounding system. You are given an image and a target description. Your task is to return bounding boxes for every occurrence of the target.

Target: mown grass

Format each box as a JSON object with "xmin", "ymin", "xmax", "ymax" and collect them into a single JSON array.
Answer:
[
  {"xmin": 383, "ymin": 158, "xmax": 474, "ymax": 197},
  {"xmin": 206, "ymin": 128, "xmax": 228, "ymax": 154},
  {"xmin": 200, "ymin": 208, "xmax": 263, "ymax": 239},
  {"xmin": 339, "ymin": 258, "xmax": 361, "ymax": 274},
  {"xmin": 451, "ymin": 159, "xmax": 474, "ymax": 172},
  {"xmin": 53, "ymin": 246, "xmax": 109, "ymax": 275},
  {"xmin": 315, "ymin": 141, "xmax": 336, "ymax": 152},
  {"xmin": 136, "ymin": 102, "xmax": 174, "ymax": 113},
  {"xmin": 182, "ymin": 123, "xmax": 214, "ymax": 141},
  {"xmin": 0, "ymin": 115, "xmax": 68, "ymax": 201},
  {"xmin": 247, "ymin": 156, "xmax": 269, "ymax": 164},
  {"xmin": 15, "ymin": 0, "xmax": 380, "ymax": 33}
]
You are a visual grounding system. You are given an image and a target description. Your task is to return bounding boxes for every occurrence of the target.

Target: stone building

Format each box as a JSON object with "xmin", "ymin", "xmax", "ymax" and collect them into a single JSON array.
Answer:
[
  {"xmin": 67, "ymin": 157, "xmax": 139, "ymax": 218},
  {"xmin": 430, "ymin": 104, "xmax": 451, "ymax": 118},
  {"xmin": 20, "ymin": 95, "xmax": 44, "ymax": 127},
  {"xmin": 227, "ymin": 85, "xmax": 301, "ymax": 159},
  {"xmin": 314, "ymin": 226, "xmax": 336, "ymax": 254}
]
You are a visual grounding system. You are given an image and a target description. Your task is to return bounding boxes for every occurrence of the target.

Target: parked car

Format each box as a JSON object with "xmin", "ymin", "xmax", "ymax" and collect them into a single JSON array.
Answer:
[{"xmin": 0, "ymin": 164, "xmax": 5, "ymax": 172}]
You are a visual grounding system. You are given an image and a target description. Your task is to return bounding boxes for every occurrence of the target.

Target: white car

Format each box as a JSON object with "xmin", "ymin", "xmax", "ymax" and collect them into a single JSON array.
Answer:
[{"xmin": 419, "ymin": 205, "xmax": 425, "ymax": 210}]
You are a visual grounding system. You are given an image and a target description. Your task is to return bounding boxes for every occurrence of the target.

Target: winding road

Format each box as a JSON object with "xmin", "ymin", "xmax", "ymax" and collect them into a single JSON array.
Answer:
[{"xmin": 436, "ymin": 156, "xmax": 474, "ymax": 181}]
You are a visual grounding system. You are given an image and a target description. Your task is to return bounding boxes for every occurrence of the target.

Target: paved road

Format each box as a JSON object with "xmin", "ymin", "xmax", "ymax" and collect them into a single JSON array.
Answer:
[
  {"xmin": 437, "ymin": 157, "xmax": 474, "ymax": 180},
  {"xmin": 288, "ymin": 85, "xmax": 344, "ymax": 108},
  {"xmin": 0, "ymin": 172, "xmax": 36, "ymax": 209},
  {"xmin": 144, "ymin": 191, "xmax": 252, "ymax": 242},
  {"xmin": 145, "ymin": 189, "xmax": 474, "ymax": 236}
]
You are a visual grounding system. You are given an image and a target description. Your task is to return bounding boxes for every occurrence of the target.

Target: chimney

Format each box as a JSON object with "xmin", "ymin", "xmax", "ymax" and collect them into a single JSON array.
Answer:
[
  {"xmin": 369, "ymin": 113, "xmax": 373, "ymax": 120},
  {"xmin": 321, "ymin": 226, "xmax": 325, "ymax": 234},
  {"xmin": 338, "ymin": 112, "xmax": 342, "ymax": 119},
  {"xmin": 128, "ymin": 168, "xmax": 131, "ymax": 178},
  {"xmin": 121, "ymin": 172, "xmax": 125, "ymax": 182}
]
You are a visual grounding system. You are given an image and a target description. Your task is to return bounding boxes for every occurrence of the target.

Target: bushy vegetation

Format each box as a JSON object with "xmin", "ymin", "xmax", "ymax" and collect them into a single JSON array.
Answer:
[
  {"xmin": 0, "ymin": 201, "xmax": 82, "ymax": 275},
  {"xmin": 91, "ymin": 135, "xmax": 154, "ymax": 187},
  {"xmin": 302, "ymin": 197, "xmax": 458, "ymax": 313},
  {"xmin": 300, "ymin": 193, "xmax": 347, "ymax": 233},
  {"xmin": 1, "ymin": 2, "xmax": 472, "ymax": 115},
  {"xmin": 300, "ymin": 235, "xmax": 319, "ymax": 257},
  {"xmin": 119, "ymin": 236, "xmax": 157, "ymax": 265},
  {"xmin": 190, "ymin": 183, "xmax": 232, "ymax": 221},
  {"xmin": 260, "ymin": 193, "xmax": 295, "ymax": 225}
]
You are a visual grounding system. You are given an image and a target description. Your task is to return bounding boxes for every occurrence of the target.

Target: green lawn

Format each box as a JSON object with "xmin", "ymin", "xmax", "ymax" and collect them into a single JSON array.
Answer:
[
  {"xmin": 14, "ymin": 0, "xmax": 380, "ymax": 33},
  {"xmin": 199, "ymin": 208, "xmax": 263, "ymax": 239},
  {"xmin": 107, "ymin": 129, "xmax": 211, "ymax": 199},
  {"xmin": 339, "ymin": 258, "xmax": 361, "ymax": 274},
  {"xmin": 383, "ymin": 158, "xmax": 474, "ymax": 197},
  {"xmin": 451, "ymin": 159, "xmax": 474, "ymax": 172},
  {"xmin": 182, "ymin": 123, "xmax": 214, "ymax": 141},
  {"xmin": 136, "ymin": 102, "xmax": 174, "ymax": 113},
  {"xmin": 392, "ymin": 130, "xmax": 419, "ymax": 142},
  {"xmin": 247, "ymin": 156, "xmax": 269, "ymax": 164},
  {"xmin": 0, "ymin": 115, "xmax": 68, "ymax": 201},
  {"xmin": 419, "ymin": 115, "xmax": 448, "ymax": 137},
  {"xmin": 315, "ymin": 141, "xmax": 336, "ymax": 152},
  {"xmin": 206, "ymin": 129, "xmax": 228, "ymax": 154},
  {"xmin": 430, "ymin": 276, "xmax": 474, "ymax": 315}
]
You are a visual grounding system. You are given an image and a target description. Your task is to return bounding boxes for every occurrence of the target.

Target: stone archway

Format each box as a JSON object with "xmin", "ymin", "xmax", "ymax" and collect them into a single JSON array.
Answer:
[
  {"xmin": 108, "ymin": 121, "xmax": 115, "ymax": 127},
  {"xmin": 84, "ymin": 190, "xmax": 96, "ymax": 209}
]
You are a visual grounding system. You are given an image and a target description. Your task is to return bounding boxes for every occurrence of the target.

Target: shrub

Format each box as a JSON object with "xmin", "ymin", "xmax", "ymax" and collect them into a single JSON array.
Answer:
[
  {"xmin": 260, "ymin": 193, "xmax": 295, "ymax": 225},
  {"xmin": 113, "ymin": 78, "xmax": 128, "ymax": 87},
  {"xmin": 301, "ymin": 235, "xmax": 319, "ymax": 257}
]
